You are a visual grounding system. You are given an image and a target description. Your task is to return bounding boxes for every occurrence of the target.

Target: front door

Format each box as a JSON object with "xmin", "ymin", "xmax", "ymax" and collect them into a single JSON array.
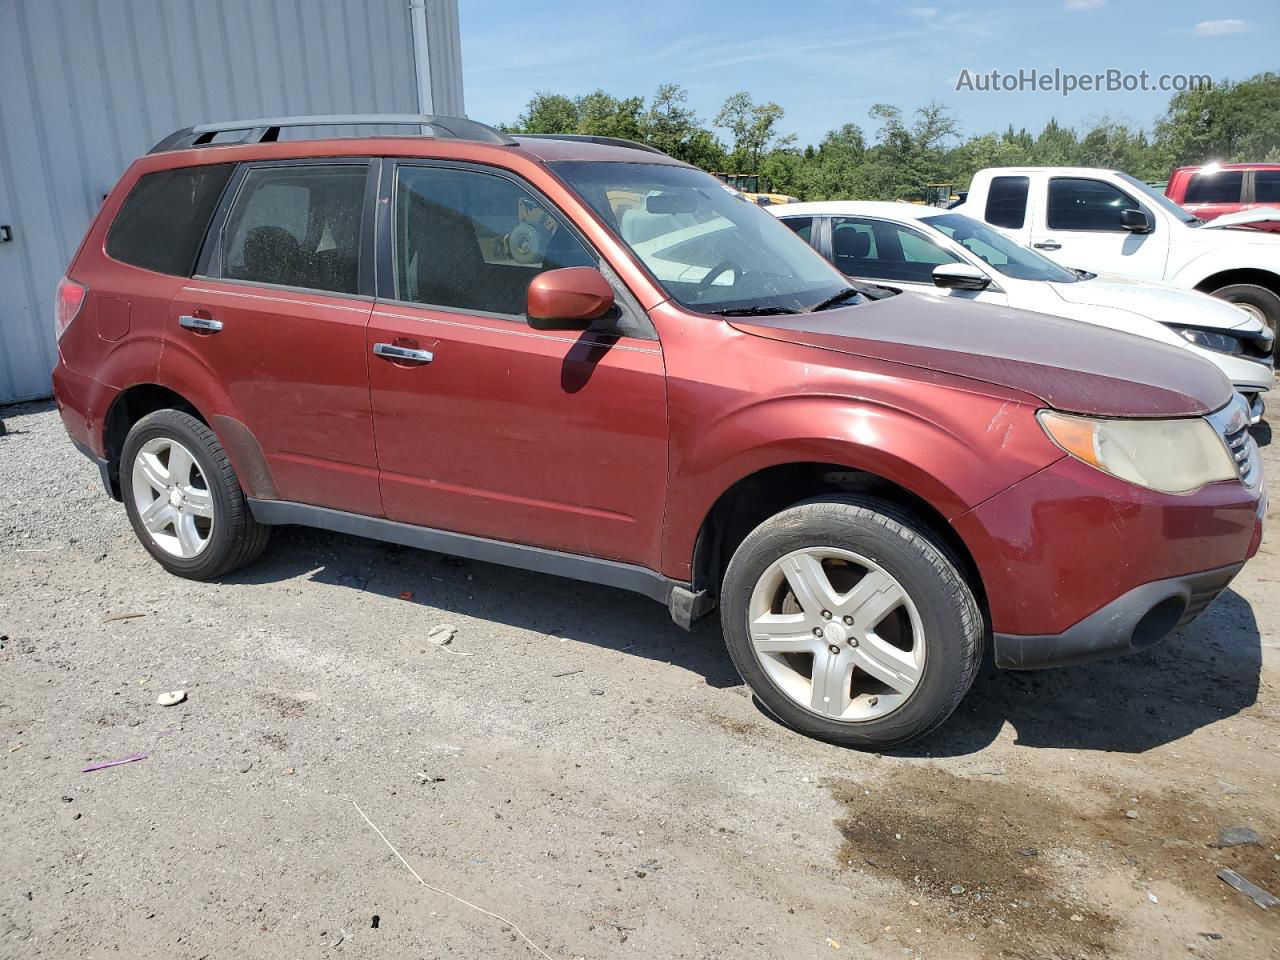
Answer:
[
  {"xmin": 1028, "ymin": 176, "xmax": 1169, "ymax": 279},
  {"xmin": 367, "ymin": 161, "xmax": 668, "ymax": 567},
  {"xmin": 165, "ymin": 160, "xmax": 380, "ymax": 516}
]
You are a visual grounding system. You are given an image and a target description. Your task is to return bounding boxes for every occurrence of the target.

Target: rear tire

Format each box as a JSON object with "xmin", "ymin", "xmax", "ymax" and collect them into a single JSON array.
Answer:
[
  {"xmin": 121, "ymin": 409, "xmax": 270, "ymax": 579},
  {"xmin": 720, "ymin": 497, "xmax": 982, "ymax": 749},
  {"xmin": 1209, "ymin": 283, "xmax": 1280, "ymax": 356}
]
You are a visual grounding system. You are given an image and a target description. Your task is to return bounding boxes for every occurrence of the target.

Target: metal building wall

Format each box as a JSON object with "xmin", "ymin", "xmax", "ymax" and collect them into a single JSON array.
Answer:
[{"xmin": 0, "ymin": 0, "xmax": 456, "ymax": 404}]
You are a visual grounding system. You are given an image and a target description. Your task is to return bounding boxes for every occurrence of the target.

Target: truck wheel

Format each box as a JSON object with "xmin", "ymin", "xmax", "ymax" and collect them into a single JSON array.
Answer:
[
  {"xmin": 1209, "ymin": 283, "xmax": 1280, "ymax": 352},
  {"xmin": 720, "ymin": 497, "xmax": 982, "ymax": 749},
  {"xmin": 121, "ymin": 409, "xmax": 270, "ymax": 579}
]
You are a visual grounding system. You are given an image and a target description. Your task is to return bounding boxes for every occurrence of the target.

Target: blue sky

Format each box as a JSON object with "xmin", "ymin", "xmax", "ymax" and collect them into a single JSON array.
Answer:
[{"xmin": 458, "ymin": 0, "xmax": 1277, "ymax": 146}]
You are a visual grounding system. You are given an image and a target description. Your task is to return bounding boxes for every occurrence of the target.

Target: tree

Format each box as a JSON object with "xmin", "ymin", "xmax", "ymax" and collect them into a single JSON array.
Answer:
[
  {"xmin": 575, "ymin": 90, "xmax": 644, "ymax": 141},
  {"xmin": 641, "ymin": 83, "xmax": 727, "ymax": 167},
  {"xmin": 715, "ymin": 92, "xmax": 795, "ymax": 173},
  {"xmin": 515, "ymin": 92, "xmax": 578, "ymax": 134}
]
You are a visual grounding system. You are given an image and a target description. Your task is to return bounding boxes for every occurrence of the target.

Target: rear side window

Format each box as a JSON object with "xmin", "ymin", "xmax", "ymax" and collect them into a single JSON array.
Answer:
[
  {"xmin": 1253, "ymin": 171, "xmax": 1280, "ymax": 203},
  {"xmin": 984, "ymin": 176, "xmax": 1029, "ymax": 229},
  {"xmin": 106, "ymin": 165, "xmax": 233, "ymax": 275},
  {"xmin": 830, "ymin": 216, "xmax": 960, "ymax": 283},
  {"xmin": 1184, "ymin": 171, "xmax": 1243, "ymax": 204},
  {"xmin": 220, "ymin": 164, "xmax": 367, "ymax": 295},
  {"xmin": 1047, "ymin": 178, "xmax": 1141, "ymax": 232}
]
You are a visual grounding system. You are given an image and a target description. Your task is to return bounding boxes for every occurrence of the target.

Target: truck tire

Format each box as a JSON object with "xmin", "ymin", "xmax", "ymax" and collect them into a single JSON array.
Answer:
[
  {"xmin": 120, "ymin": 409, "xmax": 270, "ymax": 579},
  {"xmin": 721, "ymin": 496, "xmax": 983, "ymax": 749}
]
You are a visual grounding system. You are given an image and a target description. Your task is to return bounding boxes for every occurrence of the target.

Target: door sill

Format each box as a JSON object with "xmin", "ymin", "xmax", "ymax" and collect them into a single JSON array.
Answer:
[{"xmin": 246, "ymin": 498, "xmax": 683, "ymax": 606}]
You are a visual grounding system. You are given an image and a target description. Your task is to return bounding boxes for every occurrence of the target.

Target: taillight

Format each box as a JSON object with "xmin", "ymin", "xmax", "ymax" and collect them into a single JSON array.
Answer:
[{"xmin": 54, "ymin": 277, "xmax": 87, "ymax": 341}]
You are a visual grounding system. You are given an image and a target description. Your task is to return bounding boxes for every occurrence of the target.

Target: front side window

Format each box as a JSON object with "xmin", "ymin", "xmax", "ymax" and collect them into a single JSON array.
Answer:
[
  {"xmin": 1184, "ymin": 171, "xmax": 1243, "ymax": 204},
  {"xmin": 830, "ymin": 217, "xmax": 960, "ymax": 284},
  {"xmin": 106, "ymin": 164, "xmax": 234, "ymax": 275},
  {"xmin": 923, "ymin": 213, "xmax": 1078, "ymax": 283},
  {"xmin": 779, "ymin": 216, "xmax": 814, "ymax": 244},
  {"xmin": 393, "ymin": 166, "xmax": 595, "ymax": 316},
  {"xmin": 220, "ymin": 164, "xmax": 367, "ymax": 294},
  {"xmin": 550, "ymin": 161, "xmax": 850, "ymax": 315},
  {"xmin": 985, "ymin": 175, "xmax": 1029, "ymax": 229},
  {"xmin": 1047, "ymin": 178, "xmax": 1144, "ymax": 232}
]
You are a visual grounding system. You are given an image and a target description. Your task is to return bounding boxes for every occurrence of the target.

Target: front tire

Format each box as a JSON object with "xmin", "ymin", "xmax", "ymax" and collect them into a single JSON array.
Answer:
[
  {"xmin": 1209, "ymin": 283, "xmax": 1280, "ymax": 356},
  {"xmin": 720, "ymin": 497, "xmax": 982, "ymax": 749},
  {"xmin": 121, "ymin": 409, "xmax": 270, "ymax": 579}
]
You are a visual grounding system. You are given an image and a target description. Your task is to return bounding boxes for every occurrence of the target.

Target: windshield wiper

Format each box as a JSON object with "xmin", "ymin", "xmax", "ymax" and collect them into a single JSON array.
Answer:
[
  {"xmin": 711, "ymin": 305, "xmax": 801, "ymax": 316},
  {"xmin": 805, "ymin": 287, "xmax": 863, "ymax": 312}
]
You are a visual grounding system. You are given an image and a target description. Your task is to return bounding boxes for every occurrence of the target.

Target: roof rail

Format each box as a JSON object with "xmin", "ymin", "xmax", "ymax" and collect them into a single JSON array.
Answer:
[
  {"xmin": 514, "ymin": 133, "xmax": 670, "ymax": 157},
  {"xmin": 148, "ymin": 114, "xmax": 517, "ymax": 154}
]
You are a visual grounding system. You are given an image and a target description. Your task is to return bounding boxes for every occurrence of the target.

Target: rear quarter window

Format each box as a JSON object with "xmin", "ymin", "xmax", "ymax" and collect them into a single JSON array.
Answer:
[
  {"xmin": 105, "ymin": 165, "xmax": 234, "ymax": 275},
  {"xmin": 984, "ymin": 176, "xmax": 1029, "ymax": 229}
]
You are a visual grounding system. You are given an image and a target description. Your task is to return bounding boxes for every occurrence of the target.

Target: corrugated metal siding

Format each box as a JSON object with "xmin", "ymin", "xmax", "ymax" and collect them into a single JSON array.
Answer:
[{"xmin": 0, "ymin": 0, "xmax": 430, "ymax": 404}]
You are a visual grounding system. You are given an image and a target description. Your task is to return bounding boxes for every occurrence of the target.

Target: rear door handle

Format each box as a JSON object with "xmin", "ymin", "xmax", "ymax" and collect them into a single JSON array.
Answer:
[
  {"xmin": 178, "ymin": 314, "xmax": 223, "ymax": 332},
  {"xmin": 1032, "ymin": 240, "xmax": 1062, "ymax": 250},
  {"xmin": 373, "ymin": 342, "xmax": 433, "ymax": 364}
]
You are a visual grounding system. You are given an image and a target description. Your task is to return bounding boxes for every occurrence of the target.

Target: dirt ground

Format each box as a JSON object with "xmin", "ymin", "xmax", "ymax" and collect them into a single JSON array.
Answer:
[{"xmin": 1, "ymin": 398, "xmax": 1277, "ymax": 960}]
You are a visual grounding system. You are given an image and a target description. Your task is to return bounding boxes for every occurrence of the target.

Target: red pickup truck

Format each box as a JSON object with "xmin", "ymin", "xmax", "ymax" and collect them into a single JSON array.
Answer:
[{"xmin": 1166, "ymin": 163, "xmax": 1280, "ymax": 232}]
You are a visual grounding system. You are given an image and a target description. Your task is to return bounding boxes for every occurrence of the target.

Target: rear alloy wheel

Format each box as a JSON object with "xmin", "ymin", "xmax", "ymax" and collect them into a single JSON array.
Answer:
[
  {"xmin": 121, "ymin": 409, "xmax": 270, "ymax": 579},
  {"xmin": 721, "ymin": 497, "xmax": 983, "ymax": 749},
  {"xmin": 1209, "ymin": 283, "xmax": 1280, "ymax": 356}
]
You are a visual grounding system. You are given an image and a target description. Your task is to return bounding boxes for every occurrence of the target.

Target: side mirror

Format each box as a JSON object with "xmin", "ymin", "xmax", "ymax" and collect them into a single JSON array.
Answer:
[
  {"xmin": 527, "ymin": 267, "xmax": 614, "ymax": 331},
  {"xmin": 1120, "ymin": 208, "xmax": 1151, "ymax": 233},
  {"xmin": 932, "ymin": 263, "xmax": 991, "ymax": 291}
]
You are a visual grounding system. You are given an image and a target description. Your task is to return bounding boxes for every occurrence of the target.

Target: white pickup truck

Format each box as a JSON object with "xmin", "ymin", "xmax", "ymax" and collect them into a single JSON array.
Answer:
[{"xmin": 953, "ymin": 167, "xmax": 1280, "ymax": 352}]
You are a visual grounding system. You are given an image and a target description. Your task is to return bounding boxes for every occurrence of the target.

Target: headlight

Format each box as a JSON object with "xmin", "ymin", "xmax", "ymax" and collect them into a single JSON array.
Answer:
[
  {"xmin": 1172, "ymin": 326, "xmax": 1243, "ymax": 355},
  {"xmin": 1037, "ymin": 411, "xmax": 1237, "ymax": 494}
]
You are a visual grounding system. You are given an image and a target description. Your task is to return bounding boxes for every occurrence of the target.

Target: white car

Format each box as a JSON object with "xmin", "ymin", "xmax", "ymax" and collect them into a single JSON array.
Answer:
[
  {"xmin": 770, "ymin": 201, "xmax": 1274, "ymax": 422},
  {"xmin": 953, "ymin": 166, "xmax": 1280, "ymax": 343}
]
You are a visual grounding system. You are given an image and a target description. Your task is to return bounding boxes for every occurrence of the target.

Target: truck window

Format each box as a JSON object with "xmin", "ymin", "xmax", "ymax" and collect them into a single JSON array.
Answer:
[
  {"xmin": 105, "ymin": 164, "xmax": 234, "ymax": 276},
  {"xmin": 1047, "ymin": 178, "xmax": 1142, "ymax": 232},
  {"xmin": 1184, "ymin": 171, "xmax": 1243, "ymax": 204},
  {"xmin": 1254, "ymin": 171, "xmax": 1280, "ymax": 204},
  {"xmin": 984, "ymin": 176, "xmax": 1029, "ymax": 229}
]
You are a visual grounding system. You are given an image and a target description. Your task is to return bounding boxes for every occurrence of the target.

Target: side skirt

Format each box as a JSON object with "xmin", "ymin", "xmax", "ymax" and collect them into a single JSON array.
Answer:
[{"xmin": 246, "ymin": 499, "xmax": 696, "ymax": 618}]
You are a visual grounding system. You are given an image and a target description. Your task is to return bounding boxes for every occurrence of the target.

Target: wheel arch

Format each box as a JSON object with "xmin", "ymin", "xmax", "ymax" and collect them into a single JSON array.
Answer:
[
  {"xmin": 688, "ymin": 460, "xmax": 989, "ymax": 620},
  {"xmin": 1192, "ymin": 266, "xmax": 1280, "ymax": 299},
  {"xmin": 101, "ymin": 383, "xmax": 275, "ymax": 501}
]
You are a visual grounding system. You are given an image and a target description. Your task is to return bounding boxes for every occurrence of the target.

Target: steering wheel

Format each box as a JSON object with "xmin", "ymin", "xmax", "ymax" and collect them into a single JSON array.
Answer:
[{"xmin": 696, "ymin": 260, "xmax": 737, "ymax": 293}]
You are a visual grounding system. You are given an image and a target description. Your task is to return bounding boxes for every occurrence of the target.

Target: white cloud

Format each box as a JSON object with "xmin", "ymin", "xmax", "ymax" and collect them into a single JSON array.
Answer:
[
  {"xmin": 1193, "ymin": 18, "xmax": 1249, "ymax": 36},
  {"xmin": 1064, "ymin": 0, "xmax": 1105, "ymax": 9}
]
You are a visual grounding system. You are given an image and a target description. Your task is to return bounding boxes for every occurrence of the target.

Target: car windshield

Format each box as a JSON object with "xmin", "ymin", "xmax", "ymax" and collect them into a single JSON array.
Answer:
[
  {"xmin": 550, "ymin": 161, "xmax": 855, "ymax": 314},
  {"xmin": 922, "ymin": 213, "xmax": 1079, "ymax": 283},
  {"xmin": 1116, "ymin": 172, "xmax": 1200, "ymax": 225}
]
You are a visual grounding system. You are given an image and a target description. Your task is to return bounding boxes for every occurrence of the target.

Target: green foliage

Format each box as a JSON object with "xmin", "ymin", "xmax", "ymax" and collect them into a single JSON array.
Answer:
[{"xmin": 504, "ymin": 72, "xmax": 1280, "ymax": 201}]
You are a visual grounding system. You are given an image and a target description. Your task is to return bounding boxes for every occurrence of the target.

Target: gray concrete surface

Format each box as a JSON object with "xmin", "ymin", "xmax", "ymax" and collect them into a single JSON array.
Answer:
[{"xmin": 1, "ymin": 399, "xmax": 1277, "ymax": 960}]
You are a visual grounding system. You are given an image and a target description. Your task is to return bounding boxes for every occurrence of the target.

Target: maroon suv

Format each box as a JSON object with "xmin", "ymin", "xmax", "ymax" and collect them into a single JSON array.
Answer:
[{"xmin": 52, "ymin": 115, "xmax": 1266, "ymax": 748}]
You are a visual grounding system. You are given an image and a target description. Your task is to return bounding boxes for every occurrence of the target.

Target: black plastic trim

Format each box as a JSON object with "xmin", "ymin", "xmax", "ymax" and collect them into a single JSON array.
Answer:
[
  {"xmin": 993, "ymin": 563, "xmax": 1244, "ymax": 670},
  {"xmin": 71, "ymin": 439, "xmax": 117, "ymax": 499},
  {"xmin": 247, "ymin": 498, "xmax": 683, "ymax": 606}
]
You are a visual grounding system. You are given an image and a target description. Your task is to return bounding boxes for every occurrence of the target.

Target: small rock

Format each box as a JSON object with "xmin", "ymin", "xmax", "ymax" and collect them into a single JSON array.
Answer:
[
  {"xmin": 1199, "ymin": 933, "xmax": 1223, "ymax": 941},
  {"xmin": 950, "ymin": 885, "xmax": 965, "ymax": 895},
  {"xmin": 426, "ymin": 624, "xmax": 456, "ymax": 646},
  {"xmin": 1070, "ymin": 914, "xmax": 1083, "ymax": 922},
  {"xmin": 590, "ymin": 688, "xmax": 605, "ymax": 696},
  {"xmin": 1147, "ymin": 892, "xmax": 1158, "ymax": 904},
  {"xmin": 1211, "ymin": 826, "xmax": 1261, "ymax": 849},
  {"xmin": 238, "ymin": 760, "xmax": 254, "ymax": 774},
  {"xmin": 1017, "ymin": 848, "xmax": 1038, "ymax": 857},
  {"xmin": 1125, "ymin": 810, "xmax": 1139, "ymax": 819},
  {"xmin": 156, "ymin": 690, "xmax": 186, "ymax": 707}
]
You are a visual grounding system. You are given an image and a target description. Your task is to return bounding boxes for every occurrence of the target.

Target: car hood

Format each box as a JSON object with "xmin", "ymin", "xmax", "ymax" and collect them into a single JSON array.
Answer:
[
  {"xmin": 1047, "ymin": 273, "xmax": 1258, "ymax": 332},
  {"xmin": 1198, "ymin": 206, "xmax": 1280, "ymax": 229},
  {"xmin": 731, "ymin": 293, "xmax": 1233, "ymax": 418}
]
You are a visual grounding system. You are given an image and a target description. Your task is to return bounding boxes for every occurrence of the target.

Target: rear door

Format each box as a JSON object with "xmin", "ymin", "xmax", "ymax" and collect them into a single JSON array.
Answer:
[
  {"xmin": 165, "ymin": 159, "xmax": 381, "ymax": 515},
  {"xmin": 366, "ymin": 160, "xmax": 668, "ymax": 567}
]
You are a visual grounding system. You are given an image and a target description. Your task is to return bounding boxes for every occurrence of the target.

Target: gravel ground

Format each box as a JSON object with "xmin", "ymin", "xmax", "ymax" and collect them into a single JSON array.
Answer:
[{"xmin": 1, "ymin": 399, "xmax": 1278, "ymax": 960}]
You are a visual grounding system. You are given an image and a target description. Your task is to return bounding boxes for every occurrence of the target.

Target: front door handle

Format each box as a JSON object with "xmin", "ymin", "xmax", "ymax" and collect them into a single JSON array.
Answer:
[
  {"xmin": 1032, "ymin": 240, "xmax": 1062, "ymax": 251},
  {"xmin": 373, "ymin": 342, "xmax": 433, "ymax": 364},
  {"xmin": 178, "ymin": 314, "xmax": 223, "ymax": 333}
]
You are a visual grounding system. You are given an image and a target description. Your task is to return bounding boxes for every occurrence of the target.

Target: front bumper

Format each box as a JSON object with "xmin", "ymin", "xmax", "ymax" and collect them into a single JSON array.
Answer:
[
  {"xmin": 1239, "ymin": 389, "xmax": 1266, "ymax": 425},
  {"xmin": 993, "ymin": 563, "xmax": 1242, "ymax": 669}
]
